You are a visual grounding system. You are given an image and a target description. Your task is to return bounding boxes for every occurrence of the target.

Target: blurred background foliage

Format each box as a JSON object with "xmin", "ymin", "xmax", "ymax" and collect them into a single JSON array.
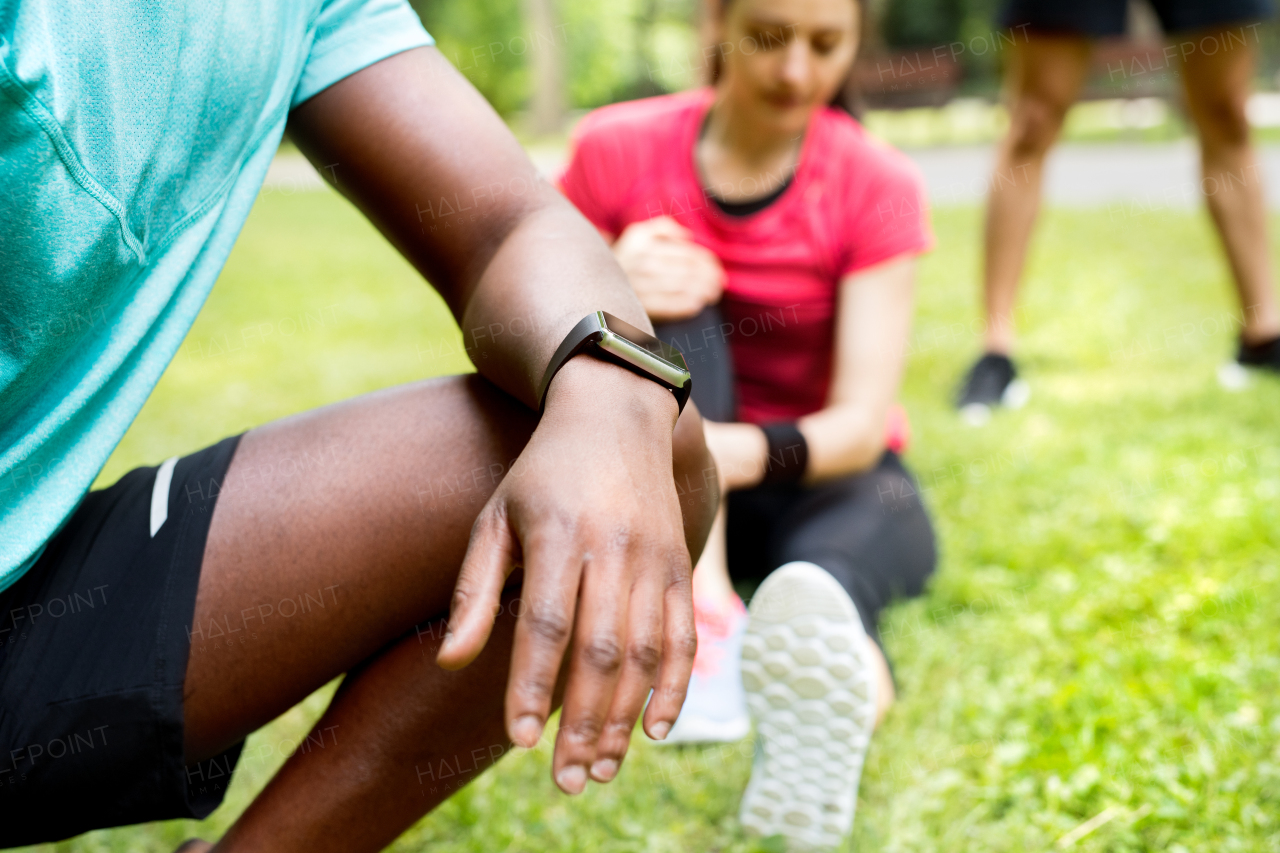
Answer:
[
  {"xmin": 409, "ymin": 0, "xmax": 1280, "ymax": 127},
  {"xmin": 410, "ymin": 0, "xmax": 702, "ymax": 117},
  {"xmin": 877, "ymin": 0, "xmax": 1004, "ymax": 93}
]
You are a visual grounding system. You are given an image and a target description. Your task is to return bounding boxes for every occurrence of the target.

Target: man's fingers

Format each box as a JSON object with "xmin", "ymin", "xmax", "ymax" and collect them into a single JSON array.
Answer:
[
  {"xmin": 589, "ymin": 579, "xmax": 664, "ymax": 782},
  {"xmin": 436, "ymin": 510, "xmax": 517, "ymax": 670},
  {"xmin": 643, "ymin": 563, "xmax": 697, "ymax": 739},
  {"xmin": 552, "ymin": 549, "xmax": 630, "ymax": 794},
  {"xmin": 505, "ymin": 530, "xmax": 583, "ymax": 753}
]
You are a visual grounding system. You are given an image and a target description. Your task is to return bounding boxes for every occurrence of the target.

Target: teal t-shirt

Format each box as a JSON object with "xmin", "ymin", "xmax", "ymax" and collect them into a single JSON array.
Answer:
[{"xmin": 0, "ymin": 0, "xmax": 432, "ymax": 590}]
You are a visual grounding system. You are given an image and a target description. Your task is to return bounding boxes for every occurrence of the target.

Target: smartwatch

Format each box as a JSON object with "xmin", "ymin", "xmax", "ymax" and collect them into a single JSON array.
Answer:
[{"xmin": 537, "ymin": 311, "xmax": 693, "ymax": 413}]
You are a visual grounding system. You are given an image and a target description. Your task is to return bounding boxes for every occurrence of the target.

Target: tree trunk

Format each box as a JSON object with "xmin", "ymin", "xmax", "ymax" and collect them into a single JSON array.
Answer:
[{"xmin": 523, "ymin": 0, "xmax": 567, "ymax": 134}]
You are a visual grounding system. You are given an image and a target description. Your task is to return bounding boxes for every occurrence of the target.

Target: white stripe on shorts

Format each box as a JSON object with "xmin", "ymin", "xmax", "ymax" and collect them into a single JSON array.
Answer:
[{"xmin": 150, "ymin": 456, "xmax": 179, "ymax": 538}]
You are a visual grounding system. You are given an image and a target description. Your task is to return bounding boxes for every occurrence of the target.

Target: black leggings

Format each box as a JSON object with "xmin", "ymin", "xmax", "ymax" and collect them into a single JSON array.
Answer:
[{"xmin": 655, "ymin": 307, "xmax": 937, "ymax": 647}]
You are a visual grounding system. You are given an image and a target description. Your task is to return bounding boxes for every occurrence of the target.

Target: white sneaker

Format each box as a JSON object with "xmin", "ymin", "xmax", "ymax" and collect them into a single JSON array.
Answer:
[
  {"xmin": 1218, "ymin": 360, "xmax": 1252, "ymax": 391},
  {"xmin": 739, "ymin": 562, "xmax": 877, "ymax": 850},
  {"xmin": 663, "ymin": 594, "xmax": 751, "ymax": 745}
]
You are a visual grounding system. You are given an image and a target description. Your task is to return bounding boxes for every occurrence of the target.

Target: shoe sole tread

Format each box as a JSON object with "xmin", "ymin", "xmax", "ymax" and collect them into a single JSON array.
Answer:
[{"xmin": 739, "ymin": 563, "xmax": 877, "ymax": 851}]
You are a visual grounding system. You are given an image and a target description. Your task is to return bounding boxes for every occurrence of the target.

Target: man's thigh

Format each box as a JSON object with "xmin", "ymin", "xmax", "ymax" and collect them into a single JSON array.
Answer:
[{"xmin": 183, "ymin": 374, "xmax": 536, "ymax": 762}]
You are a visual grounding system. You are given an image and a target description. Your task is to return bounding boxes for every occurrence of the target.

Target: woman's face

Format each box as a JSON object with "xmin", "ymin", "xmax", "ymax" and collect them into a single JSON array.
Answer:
[{"xmin": 714, "ymin": 0, "xmax": 859, "ymax": 137}]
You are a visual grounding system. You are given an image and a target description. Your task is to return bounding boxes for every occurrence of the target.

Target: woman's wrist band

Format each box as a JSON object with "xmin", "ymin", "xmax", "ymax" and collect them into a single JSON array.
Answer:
[{"xmin": 759, "ymin": 422, "xmax": 808, "ymax": 485}]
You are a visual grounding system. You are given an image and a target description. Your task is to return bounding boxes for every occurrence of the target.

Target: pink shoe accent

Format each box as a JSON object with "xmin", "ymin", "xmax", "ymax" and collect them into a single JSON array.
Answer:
[
  {"xmin": 885, "ymin": 403, "xmax": 911, "ymax": 454},
  {"xmin": 691, "ymin": 593, "xmax": 747, "ymax": 677}
]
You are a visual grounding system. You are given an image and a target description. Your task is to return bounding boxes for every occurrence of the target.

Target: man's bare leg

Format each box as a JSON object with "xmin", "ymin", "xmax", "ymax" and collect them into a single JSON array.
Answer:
[
  {"xmin": 1179, "ymin": 27, "xmax": 1280, "ymax": 345},
  {"xmin": 208, "ymin": 599, "xmax": 523, "ymax": 851},
  {"xmin": 982, "ymin": 36, "xmax": 1093, "ymax": 355},
  {"xmin": 173, "ymin": 375, "xmax": 711, "ymax": 852}
]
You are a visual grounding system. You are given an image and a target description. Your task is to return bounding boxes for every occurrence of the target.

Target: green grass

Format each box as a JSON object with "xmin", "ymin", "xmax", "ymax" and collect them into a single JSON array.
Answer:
[{"xmin": 26, "ymin": 185, "xmax": 1280, "ymax": 852}]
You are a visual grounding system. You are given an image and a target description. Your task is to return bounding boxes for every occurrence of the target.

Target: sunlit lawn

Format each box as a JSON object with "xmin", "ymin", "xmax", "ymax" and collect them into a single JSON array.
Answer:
[{"xmin": 24, "ymin": 178, "xmax": 1280, "ymax": 852}]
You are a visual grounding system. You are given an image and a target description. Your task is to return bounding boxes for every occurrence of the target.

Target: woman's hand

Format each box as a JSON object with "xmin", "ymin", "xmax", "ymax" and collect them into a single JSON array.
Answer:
[
  {"xmin": 612, "ymin": 217, "xmax": 725, "ymax": 323},
  {"xmin": 703, "ymin": 420, "xmax": 768, "ymax": 494},
  {"xmin": 437, "ymin": 356, "xmax": 715, "ymax": 794}
]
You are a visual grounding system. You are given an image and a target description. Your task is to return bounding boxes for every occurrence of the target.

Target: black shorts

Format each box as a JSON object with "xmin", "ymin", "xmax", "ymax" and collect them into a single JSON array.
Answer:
[
  {"xmin": 726, "ymin": 452, "xmax": 937, "ymax": 649},
  {"xmin": 0, "ymin": 435, "xmax": 243, "ymax": 847},
  {"xmin": 1000, "ymin": 0, "xmax": 1275, "ymax": 37}
]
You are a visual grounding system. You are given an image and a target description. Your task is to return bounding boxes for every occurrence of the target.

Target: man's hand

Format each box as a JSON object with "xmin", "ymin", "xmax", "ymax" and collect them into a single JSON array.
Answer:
[
  {"xmin": 437, "ymin": 356, "xmax": 714, "ymax": 793},
  {"xmin": 612, "ymin": 217, "xmax": 725, "ymax": 323}
]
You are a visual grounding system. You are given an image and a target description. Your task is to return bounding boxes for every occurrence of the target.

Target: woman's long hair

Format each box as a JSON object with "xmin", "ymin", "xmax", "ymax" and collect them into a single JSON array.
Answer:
[{"xmin": 702, "ymin": 0, "xmax": 864, "ymax": 118}]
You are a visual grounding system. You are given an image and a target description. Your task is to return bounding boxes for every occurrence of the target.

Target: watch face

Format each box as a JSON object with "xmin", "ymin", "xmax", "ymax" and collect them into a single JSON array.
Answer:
[{"xmin": 600, "ymin": 312, "xmax": 689, "ymax": 371}]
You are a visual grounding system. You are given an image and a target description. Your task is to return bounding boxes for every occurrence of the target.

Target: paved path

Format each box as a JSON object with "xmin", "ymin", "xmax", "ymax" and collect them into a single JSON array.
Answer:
[
  {"xmin": 265, "ymin": 142, "xmax": 1280, "ymax": 210},
  {"xmin": 911, "ymin": 142, "xmax": 1280, "ymax": 209}
]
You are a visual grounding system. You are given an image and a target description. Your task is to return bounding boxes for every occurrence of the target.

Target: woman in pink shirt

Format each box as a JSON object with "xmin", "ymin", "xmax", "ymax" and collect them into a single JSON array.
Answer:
[{"xmin": 560, "ymin": 0, "xmax": 937, "ymax": 846}]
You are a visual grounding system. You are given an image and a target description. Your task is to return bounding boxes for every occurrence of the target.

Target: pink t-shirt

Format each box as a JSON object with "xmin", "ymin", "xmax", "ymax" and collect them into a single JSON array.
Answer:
[{"xmin": 559, "ymin": 88, "xmax": 932, "ymax": 430}]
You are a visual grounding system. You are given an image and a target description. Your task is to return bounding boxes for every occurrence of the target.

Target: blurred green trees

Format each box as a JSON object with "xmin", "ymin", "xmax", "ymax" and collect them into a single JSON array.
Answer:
[
  {"xmin": 410, "ymin": 0, "xmax": 702, "ymax": 121},
  {"xmin": 875, "ymin": 0, "xmax": 1004, "ymax": 93},
  {"xmin": 410, "ymin": 0, "xmax": 528, "ymax": 115},
  {"xmin": 879, "ymin": 0, "xmax": 965, "ymax": 49},
  {"xmin": 407, "ymin": 0, "xmax": 1280, "ymax": 123},
  {"xmin": 408, "ymin": 0, "xmax": 1016, "ymax": 124}
]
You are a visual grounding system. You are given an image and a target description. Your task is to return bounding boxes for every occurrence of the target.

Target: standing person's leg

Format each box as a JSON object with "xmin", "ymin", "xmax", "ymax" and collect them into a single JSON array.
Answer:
[
  {"xmin": 983, "ymin": 36, "xmax": 1093, "ymax": 355},
  {"xmin": 1177, "ymin": 26, "xmax": 1280, "ymax": 357},
  {"xmin": 957, "ymin": 35, "xmax": 1093, "ymax": 414}
]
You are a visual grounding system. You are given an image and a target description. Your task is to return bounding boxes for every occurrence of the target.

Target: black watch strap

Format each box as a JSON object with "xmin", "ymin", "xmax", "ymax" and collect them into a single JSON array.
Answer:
[{"xmin": 536, "ymin": 311, "xmax": 692, "ymax": 413}]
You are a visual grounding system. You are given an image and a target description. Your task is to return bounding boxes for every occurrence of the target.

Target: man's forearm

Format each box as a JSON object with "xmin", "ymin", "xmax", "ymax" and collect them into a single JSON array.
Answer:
[
  {"xmin": 288, "ymin": 46, "xmax": 653, "ymax": 408},
  {"xmin": 457, "ymin": 199, "xmax": 657, "ymax": 409}
]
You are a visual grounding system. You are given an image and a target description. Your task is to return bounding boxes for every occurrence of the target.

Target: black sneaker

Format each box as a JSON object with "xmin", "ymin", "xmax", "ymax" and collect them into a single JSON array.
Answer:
[
  {"xmin": 1238, "ymin": 335, "xmax": 1280, "ymax": 371},
  {"xmin": 955, "ymin": 353, "xmax": 1029, "ymax": 425},
  {"xmin": 1220, "ymin": 335, "xmax": 1280, "ymax": 390}
]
